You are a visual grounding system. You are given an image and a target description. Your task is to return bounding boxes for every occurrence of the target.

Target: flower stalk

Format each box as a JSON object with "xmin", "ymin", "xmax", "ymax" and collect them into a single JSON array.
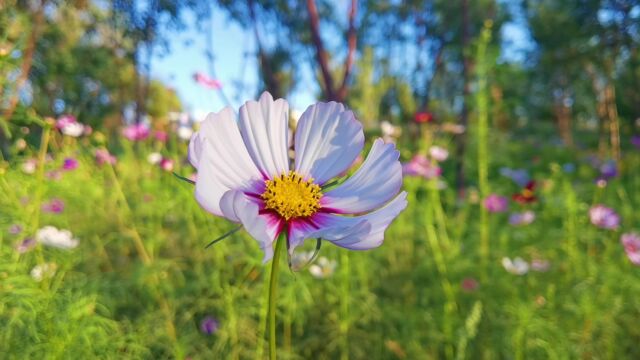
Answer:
[{"xmin": 268, "ymin": 232, "xmax": 286, "ymax": 360}]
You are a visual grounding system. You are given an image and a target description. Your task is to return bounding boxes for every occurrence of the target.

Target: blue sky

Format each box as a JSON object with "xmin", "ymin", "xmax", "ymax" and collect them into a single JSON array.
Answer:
[
  {"xmin": 151, "ymin": 9, "xmax": 318, "ymax": 119},
  {"xmin": 151, "ymin": 5, "xmax": 532, "ymax": 119}
]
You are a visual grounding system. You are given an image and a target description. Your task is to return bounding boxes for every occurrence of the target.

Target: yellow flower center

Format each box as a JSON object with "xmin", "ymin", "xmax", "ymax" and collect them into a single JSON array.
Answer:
[{"xmin": 261, "ymin": 171, "xmax": 322, "ymax": 220}]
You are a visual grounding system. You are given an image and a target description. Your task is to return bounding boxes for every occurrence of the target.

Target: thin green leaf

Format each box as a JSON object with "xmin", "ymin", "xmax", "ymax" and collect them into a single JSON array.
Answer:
[
  {"xmin": 173, "ymin": 172, "xmax": 195, "ymax": 185},
  {"xmin": 205, "ymin": 225, "xmax": 242, "ymax": 248}
]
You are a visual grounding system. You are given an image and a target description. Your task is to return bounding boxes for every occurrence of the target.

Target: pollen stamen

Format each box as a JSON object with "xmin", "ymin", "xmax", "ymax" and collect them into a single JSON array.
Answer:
[{"xmin": 261, "ymin": 171, "xmax": 322, "ymax": 220}]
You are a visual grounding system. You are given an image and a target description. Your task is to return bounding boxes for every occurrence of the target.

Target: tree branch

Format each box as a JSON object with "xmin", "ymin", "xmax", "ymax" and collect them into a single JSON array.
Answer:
[
  {"xmin": 336, "ymin": 0, "xmax": 358, "ymax": 102},
  {"xmin": 306, "ymin": 0, "xmax": 336, "ymax": 101}
]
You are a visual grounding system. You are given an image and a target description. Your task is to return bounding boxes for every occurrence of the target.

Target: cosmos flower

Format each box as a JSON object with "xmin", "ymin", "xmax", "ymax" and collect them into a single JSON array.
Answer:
[
  {"xmin": 61, "ymin": 122, "xmax": 85, "ymax": 137},
  {"xmin": 41, "ymin": 198, "xmax": 65, "ymax": 214},
  {"xmin": 55, "ymin": 115, "xmax": 77, "ymax": 130},
  {"xmin": 483, "ymin": 194, "xmax": 509, "ymax": 213},
  {"xmin": 147, "ymin": 152, "xmax": 162, "ymax": 165},
  {"xmin": 95, "ymin": 149, "xmax": 117, "ymax": 166},
  {"xmin": 154, "ymin": 130, "xmax": 168, "ymax": 142},
  {"xmin": 189, "ymin": 92, "xmax": 407, "ymax": 261},
  {"xmin": 502, "ymin": 257, "xmax": 529, "ymax": 275},
  {"xmin": 309, "ymin": 257, "xmax": 337, "ymax": 279},
  {"xmin": 22, "ymin": 158, "xmax": 37, "ymax": 174},
  {"xmin": 429, "ymin": 146, "xmax": 449, "ymax": 162},
  {"xmin": 62, "ymin": 157, "xmax": 78, "ymax": 171},
  {"xmin": 30, "ymin": 263, "xmax": 57, "ymax": 281},
  {"xmin": 402, "ymin": 155, "xmax": 441, "ymax": 179},
  {"xmin": 36, "ymin": 226, "xmax": 79, "ymax": 249},
  {"xmin": 380, "ymin": 121, "xmax": 401, "ymax": 143},
  {"xmin": 159, "ymin": 158, "xmax": 174, "ymax": 172},
  {"xmin": 177, "ymin": 126, "xmax": 194, "ymax": 141},
  {"xmin": 509, "ymin": 211, "xmax": 536, "ymax": 226},
  {"xmin": 193, "ymin": 72, "xmax": 222, "ymax": 90},
  {"xmin": 621, "ymin": 232, "xmax": 640, "ymax": 266},
  {"xmin": 200, "ymin": 316, "xmax": 220, "ymax": 335},
  {"xmin": 589, "ymin": 205, "xmax": 620, "ymax": 230},
  {"xmin": 122, "ymin": 123, "xmax": 150, "ymax": 141},
  {"xmin": 461, "ymin": 277, "xmax": 479, "ymax": 292},
  {"xmin": 512, "ymin": 181, "xmax": 537, "ymax": 204}
]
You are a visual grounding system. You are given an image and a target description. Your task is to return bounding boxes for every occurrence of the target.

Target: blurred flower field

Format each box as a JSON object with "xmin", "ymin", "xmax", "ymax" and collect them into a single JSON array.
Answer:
[
  {"xmin": 3, "ymin": 0, "xmax": 640, "ymax": 359},
  {"xmin": 1, "ymin": 105, "xmax": 639, "ymax": 359}
]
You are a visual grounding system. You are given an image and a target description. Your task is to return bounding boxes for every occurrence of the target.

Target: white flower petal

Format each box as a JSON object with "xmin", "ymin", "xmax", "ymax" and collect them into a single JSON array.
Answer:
[
  {"xmin": 322, "ymin": 138, "xmax": 402, "ymax": 214},
  {"xmin": 294, "ymin": 102, "xmax": 364, "ymax": 184},
  {"xmin": 289, "ymin": 192, "xmax": 407, "ymax": 252},
  {"xmin": 238, "ymin": 92, "xmax": 290, "ymax": 179},
  {"xmin": 193, "ymin": 108, "xmax": 263, "ymax": 216},
  {"xmin": 219, "ymin": 190, "xmax": 282, "ymax": 262}
]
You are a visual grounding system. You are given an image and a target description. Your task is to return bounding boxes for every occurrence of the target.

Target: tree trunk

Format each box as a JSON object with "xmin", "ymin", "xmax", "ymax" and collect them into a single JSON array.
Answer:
[{"xmin": 455, "ymin": 0, "xmax": 471, "ymax": 198}]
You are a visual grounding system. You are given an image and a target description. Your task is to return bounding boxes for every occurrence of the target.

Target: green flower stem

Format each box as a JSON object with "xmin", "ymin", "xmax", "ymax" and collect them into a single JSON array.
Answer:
[{"xmin": 268, "ymin": 232, "xmax": 286, "ymax": 360}]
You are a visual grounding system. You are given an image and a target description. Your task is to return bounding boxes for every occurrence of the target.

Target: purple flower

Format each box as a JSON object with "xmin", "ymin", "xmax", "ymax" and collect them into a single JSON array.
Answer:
[
  {"xmin": 621, "ymin": 232, "xmax": 640, "ymax": 266},
  {"xmin": 402, "ymin": 155, "xmax": 441, "ymax": 179},
  {"xmin": 200, "ymin": 316, "xmax": 219, "ymax": 335},
  {"xmin": 8, "ymin": 224, "xmax": 23, "ymax": 235},
  {"xmin": 154, "ymin": 130, "xmax": 168, "ymax": 142},
  {"xmin": 589, "ymin": 205, "xmax": 620, "ymax": 230},
  {"xmin": 598, "ymin": 161, "xmax": 617, "ymax": 181},
  {"xmin": 499, "ymin": 167, "xmax": 530, "ymax": 187},
  {"xmin": 42, "ymin": 198, "xmax": 65, "ymax": 214},
  {"xmin": 62, "ymin": 157, "xmax": 78, "ymax": 171},
  {"xmin": 122, "ymin": 123, "xmax": 150, "ymax": 141},
  {"xmin": 631, "ymin": 135, "xmax": 640, "ymax": 149},
  {"xmin": 509, "ymin": 211, "xmax": 535, "ymax": 226},
  {"xmin": 95, "ymin": 149, "xmax": 117, "ymax": 166},
  {"xmin": 16, "ymin": 237, "xmax": 36, "ymax": 253},
  {"xmin": 483, "ymin": 194, "xmax": 509, "ymax": 213}
]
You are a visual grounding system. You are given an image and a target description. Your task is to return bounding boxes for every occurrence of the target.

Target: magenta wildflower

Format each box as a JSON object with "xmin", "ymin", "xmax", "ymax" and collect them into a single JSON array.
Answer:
[
  {"xmin": 154, "ymin": 130, "xmax": 168, "ymax": 142},
  {"xmin": 483, "ymin": 194, "xmax": 508, "ymax": 213},
  {"xmin": 42, "ymin": 198, "xmax": 65, "ymax": 214},
  {"xmin": 200, "ymin": 316, "xmax": 219, "ymax": 335},
  {"xmin": 16, "ymin": 237, "xmax": 36, "ymax": 254},
  {"xmin": 62, "ymin": 157, "xmax": 78, "ymax": 171},
  {"xmin": 95, "ymin": 149, "xmax": 117, "ymax": 166},
  {"xmin": 621, "ymin": 232, "xmax": 640, "ymax": 266},
  {"xmin": 55, "ymin": 114, "xmax": 77, "ymax": 130},
  {"xmin": 122, "ymin": 123, "xmax": 150, "ymax": 141},
  {"xmin": 193, "ymin": 72, "xmax": 222, "ymax": 90},
  {"xmin": 631, "ymin": 135, "xmax": 640, "ymax": 149},
  {"xmin": 461, "ymin": 277, "xmax": 479, "ymax": 292},
  {"xmin": 159, "ymin": 157, "xmax": 174, "ymax": 172},
  {"xmin": 589, "ymin": 205, "xmax": 620, "ymax": 230},
  {"xmin": 402, "ymin": 155, "xmax": 441, "ymax": 179}
]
